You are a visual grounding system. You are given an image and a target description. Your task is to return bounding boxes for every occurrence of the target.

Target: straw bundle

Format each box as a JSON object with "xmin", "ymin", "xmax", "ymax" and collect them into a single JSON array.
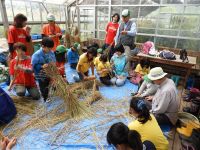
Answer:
[{"xmin": 43, "ymin": 64, "xmax": 90, "ymax": 118}]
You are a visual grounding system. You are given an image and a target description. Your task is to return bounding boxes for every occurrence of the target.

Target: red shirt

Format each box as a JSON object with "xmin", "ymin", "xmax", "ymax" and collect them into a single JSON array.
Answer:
[
  {"xmin": 105, "ymin": 22, "xmax": 119, "ymax": 45},
  {"xmin": 9, "ymin": 57, "xmax": 36, "ymax": 87},
  {"xmin": 7, "ymin": 26, "xmax": 29, "ymax": 58},
  {"xmin": 56, "ymin": 62, "xmax": 65, "ymax": 77}
]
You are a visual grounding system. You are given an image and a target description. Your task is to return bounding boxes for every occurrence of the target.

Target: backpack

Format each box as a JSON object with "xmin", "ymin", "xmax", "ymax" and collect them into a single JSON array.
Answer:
[
  {"xmin": 0, "ymin": 87, "xmax": 17, "ymax": 124},
  {"xmin": 159, "ymin": 50, "xmax": 176, "ymax": 60},
  {"xmin": 142, "ymin": 41, "xmax": 153, "ymax": 54},
  {"xmin": 180, "ymin": 49, "xmax": 189, "ymax": 63}
]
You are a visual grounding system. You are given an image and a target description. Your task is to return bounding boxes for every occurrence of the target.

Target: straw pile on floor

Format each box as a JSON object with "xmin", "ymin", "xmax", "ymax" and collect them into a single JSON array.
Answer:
[{"xmin": 1, "ymin": 64, "xmax": 103, "ymax": 139}]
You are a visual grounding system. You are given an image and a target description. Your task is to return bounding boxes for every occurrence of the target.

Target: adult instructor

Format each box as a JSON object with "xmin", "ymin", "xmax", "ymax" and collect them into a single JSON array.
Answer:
[
  {"xmin": 115, "ymin": 9, "xmax": 137, "ymax": 70},
  {"xmin": 42, "ymin": 13, "xmax": 62, "ymax": 51}
]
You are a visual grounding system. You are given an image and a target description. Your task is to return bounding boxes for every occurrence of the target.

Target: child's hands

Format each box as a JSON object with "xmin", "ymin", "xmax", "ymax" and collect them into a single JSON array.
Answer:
[
  {"xmin": 118, "ymin": 75, "xmax": 124, "ymax": 79},
  {"xmin": 6, "ymin": 138, "xmax": 17, "ymax": 150},
  {"xmin": 134, "ymin": 93, "xmax": 141, "ymax": 97},
  {"xmin": 56, "ymin": 33, "xmax": 62, "ymax": 37},
  {"xmin": 145, "ymin": 96, "xmax": 153, "ymax": 101},
  {"xmin": 0, "ymin": 137, "xmax": 7, "ymax": 150},
  {"xmin": 42, "ymin": 64, "xmax": 48, "ymax": 69},
  {"xmin": 0, "ymin": 136, "xmax": 16, "ymax": 150}
]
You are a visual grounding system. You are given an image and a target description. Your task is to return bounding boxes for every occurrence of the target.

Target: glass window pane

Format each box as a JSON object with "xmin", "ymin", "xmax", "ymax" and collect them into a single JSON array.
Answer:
[
  {"xmin": 60, "ymin": 7, "xmax": 66, "ymax": 21},
  {"xmin": 185, "ymin": 6, "xmax": 200, "ymax": 14},
  {"xmin": 180, "ymin": 15, "xmax": 199, "ymax": 31},
  {"xmin": 161, "ymin": 0, "xmax": 184, "ymax": 4},
  {"xmin": 157, "ymin": 29, "xmax": 179, "ymax": 36},
  {"xmin": 138, "ymin": 28, "xmax": 155, "ymax": 34},
  {"xmin": 25, "ymin": 2, "xmax": 33, "ymax": 21},
  {"xmin": 177, "ymin": 39, "xmax": 200, "ymax": 51},
  {"xmin": 137, "ymin": 18, "xmax": 157, "ymax": 28},
  {"xmin": 179, "ymin": 31, "xmax": 200, "ymax": 38},
  {"xmin": 122, "ymin": 0, "xmax": 140, "ymax": 5},
  {"xmin": 97, "ymin": 7, "xmax": 109, "ymax": 30},
  {"xmin": 97, "ymin": 0, "xmax": 109, "ymax": 5},
  {"xmin": 80, "ymin": 0, "xmax": 95, "ymax": 5},
  {"xmin": 187, "ymin": 0, "xmax": 200, "ymax": 4},
  {"xmin": 12, "ymin": 1, "xmax": 26, "ymax": 16},
  {"xmin": 141, "ymin": 0, "xmax": 161, "ymax": 5},
  {"xmin": 98, "ymin": 31, "xmax": 106, "ymax": 39},
  {"xmin": 160, "ymin": 6, "xmax": 184, "ymax": 14},
  {"xmin": 31, "ymin": 25, "xmax": 42, "ymax": 34},
  {"xmin": 112, "ymin": 0, "xmax": 122, "ymax": 5},
  {"xmin": 5, "ymin": 0, "xmax": 14, "ymax": 21},
  {"xmin": 139, "ymin": 6, "xmax": 159, "ymax": 18},
  {"xmin": 136, "ymin": 35, "xmax": 154, "ymax": 43},
  {"xmin": 80, "ymin": 8, "xmax": 94, "ymax": 31},
  {"xmin": 155, "ymin": 37, "xmax": 176, "ymax": 47},
  {"xmin": 41, "ymin": 4, "xmax": 48, "ymax": 22},
  {"xmin": 31, "ymin": 2, "xmax": 41, "ymax": 21},
  {"xmin": 111, "ymin": 7, "xmax": 121, "ymax": 17}
]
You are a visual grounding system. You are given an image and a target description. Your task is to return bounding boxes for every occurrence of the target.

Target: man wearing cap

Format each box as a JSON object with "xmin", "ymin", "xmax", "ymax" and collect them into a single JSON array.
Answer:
[
  {"xmin": 67, "ymin": 43, "xmax": 80, "ymax": 69},
  {"xmin": 146, "ymin": 67, "xmax": 179, "ymax": 126},
  {"xmin": 42, "ymin": 13, "xmax": 62, "ymax": 51},
  {"xmin": 115, "ymin": 9, "xmax": 137, "ymax": 70}
]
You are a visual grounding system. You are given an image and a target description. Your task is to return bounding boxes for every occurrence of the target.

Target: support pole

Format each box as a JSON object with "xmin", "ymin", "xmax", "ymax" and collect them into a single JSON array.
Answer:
[{"xmin": 0, "ymin": 0, "xmax": 9, "ymax": 38}]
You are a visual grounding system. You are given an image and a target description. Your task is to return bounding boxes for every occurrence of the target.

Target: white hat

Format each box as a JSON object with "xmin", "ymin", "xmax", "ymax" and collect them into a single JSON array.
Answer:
[
  {"xmin": 148, "ymin": 67, "xmax": 167, "ymax": 81},
  {"xmin": 47, "ymin": 13, "xmax": 55, "ymax": 21},
  {"xmin": 122, "ymin": 9, "xmax": 130, "ymax": 17}
]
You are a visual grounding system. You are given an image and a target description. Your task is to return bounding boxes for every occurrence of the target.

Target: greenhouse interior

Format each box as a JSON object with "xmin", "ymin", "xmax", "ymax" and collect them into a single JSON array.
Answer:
[{"xmin": 0, "ymin": 0, "xmax": 200, "ymax": 150}]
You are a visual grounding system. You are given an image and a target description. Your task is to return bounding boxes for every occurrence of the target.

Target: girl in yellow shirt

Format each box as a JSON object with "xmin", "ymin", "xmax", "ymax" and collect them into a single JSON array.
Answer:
[
  {"xmin": 128, "ymin": 97, "xmax": 169, "ymax": 150},
  {"xmin": 96, "ymin": 54, "xmax": 112, "ymax": 86}
]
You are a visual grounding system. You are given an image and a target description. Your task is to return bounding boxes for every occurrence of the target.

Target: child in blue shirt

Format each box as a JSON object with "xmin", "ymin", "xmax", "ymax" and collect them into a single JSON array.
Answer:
[
  {"xmin": 110, "ymin": 44, "xmax": 128, "ymax": 86},
  {"xmin": 31, "ymin": 37, "xmax": 56, "ymax": 102},
  {"xmin": 67, "ymin": 42, "xmax": 80, "ymax": 69}
]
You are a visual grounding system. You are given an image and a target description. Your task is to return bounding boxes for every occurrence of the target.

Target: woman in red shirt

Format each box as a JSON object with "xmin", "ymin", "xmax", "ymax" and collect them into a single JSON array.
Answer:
[
  {"xmin": 104, "ymin": 13, "xmax": 120, "ymax": 60},
  {"xmin": 8, "ymin": 42, "xmax": 40, "ymax": 100},
  {"xmin": 7, "ymin": 14, "xmax": 32, "ymax": 60}
]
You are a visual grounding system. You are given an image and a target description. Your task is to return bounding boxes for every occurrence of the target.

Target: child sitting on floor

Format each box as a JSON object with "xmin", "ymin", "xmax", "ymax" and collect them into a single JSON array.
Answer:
[
  {"xmin": 96, "ymin": 54, "xmax": 112, "ymax": 86},
  {"xmin": 110, "ymin": 44, "xmax": 128, "ymax": 86},
  {"xmin": 55, "ymin": 45, "xmax": 67, "ymax": 77},
  {"xmin": 132, "ymin": 75, "xmax": 158, "ymax": 98},
  {"xmin": 8, "ymin": 42, "xmax": 40, "ymax": 100},
  {"xmin": 32, "ymin": 37, "xmax": 56, "ymax": 102},
  {"xmin": 107, "ymin": 122, "xmax": 156, "ymax": 150},
  {"xmin": 128, "ymin": 97, "xmax": 169, "ymax": 150},
  {"xmin": 130, "ymin": 58, "xmax": 150, "ymax": 85},
  {"xmin": 67, "ymin": 42, "xmax": 80, "ymax": 69},
  {"xmin": 73, "ymin": 47, "xmax": 97, "ymax": 82},
  {"xmin": 94, "ymin": 48, "xmax": 103, "ymax": 67}
]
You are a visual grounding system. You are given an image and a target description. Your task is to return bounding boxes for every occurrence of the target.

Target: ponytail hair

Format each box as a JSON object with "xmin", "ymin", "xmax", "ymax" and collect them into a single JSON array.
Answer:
[
  {"xmin": 130, "ymin": 97, "xmax": 151, "ymax": 124},
  {"xmin": 107, "ymin": 122, "xmax": 143, "ymax": 150}
]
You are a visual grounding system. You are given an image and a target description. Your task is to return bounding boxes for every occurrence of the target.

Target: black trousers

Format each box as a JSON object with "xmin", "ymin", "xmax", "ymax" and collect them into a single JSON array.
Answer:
[
  {"xmin": 154, "ymin": 113, "xmax": 173, "ymax": 127},
  {"xmin": 70, "ymin": 63, "xmax": 78, "ymax": 69},
  {"xmin": 38, "ymin": 78, "xmax": 50, "ymax": 101},
  {"xmin": 100, "ymin": 75, "xmax": 112, "ymax": 86}
]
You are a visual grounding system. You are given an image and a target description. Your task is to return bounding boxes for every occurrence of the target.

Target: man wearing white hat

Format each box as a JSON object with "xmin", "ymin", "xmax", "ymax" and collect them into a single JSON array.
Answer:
[
  {"xmin": 146, "ymin": 67, "xmax": 179, "ymax": 126},
  {"xmin": 42, "ymin": 13, "xmax": 62, "ymax": 51},
  {"xmin": 115, "ymin": 9, "xmax": 137, "ymax": 70}
]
